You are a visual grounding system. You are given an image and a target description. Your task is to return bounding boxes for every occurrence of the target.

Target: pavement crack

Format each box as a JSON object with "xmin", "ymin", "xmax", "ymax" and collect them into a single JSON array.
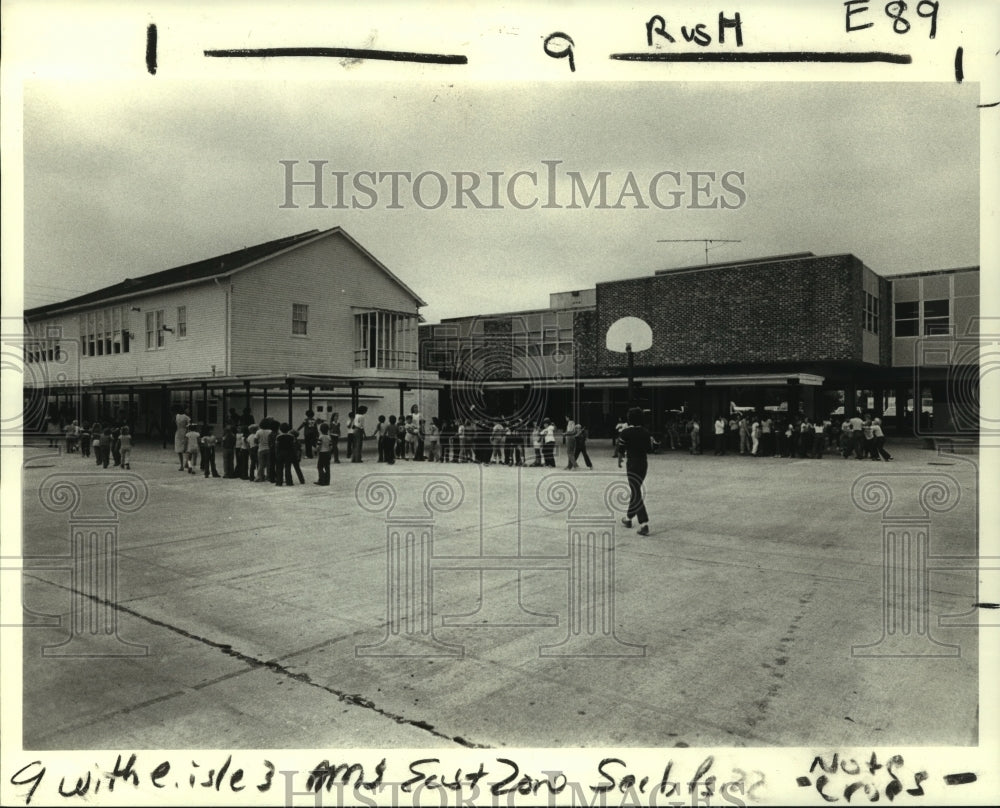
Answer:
[{"xmin": 25, "ymin": 575, "xmax": 488, "ymax": 749}]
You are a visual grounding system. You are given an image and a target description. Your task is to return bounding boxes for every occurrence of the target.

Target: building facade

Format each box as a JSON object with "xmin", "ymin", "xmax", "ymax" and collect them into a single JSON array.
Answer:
[
  {"xmin": 23, "ymin": 227, "xmax": 441, "ymax": 439},
  {"xmin": 420, "ymin": 253, "xmax": 979, "ymax": 438}
]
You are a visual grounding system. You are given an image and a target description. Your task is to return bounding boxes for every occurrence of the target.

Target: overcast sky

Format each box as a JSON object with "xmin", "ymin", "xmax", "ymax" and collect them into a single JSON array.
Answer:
[{"xmin": 23, "ymin": 81, "xmax": 980, "ymax": 323}]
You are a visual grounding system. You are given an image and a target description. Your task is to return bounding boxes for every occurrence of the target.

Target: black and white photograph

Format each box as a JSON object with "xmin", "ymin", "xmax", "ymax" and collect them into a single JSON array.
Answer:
[{"xmin": 2, "ymin": 2, "xmax": 997, "ymax": 806}]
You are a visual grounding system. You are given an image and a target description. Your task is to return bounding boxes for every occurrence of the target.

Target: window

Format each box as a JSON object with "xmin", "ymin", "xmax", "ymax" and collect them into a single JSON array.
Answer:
[
  {"xmin": 177, "ymin": 306, "xmax": 187, "ymax": 338},
  {"xmin": 146, "ymin": 309, "xmax": 164, "ymax": 350},
  {"xmin": 81, "ymin": 306, "xmax": 130, "ymax": 357},
  {"xmin": 863, "ymin": 291, "xmax": 879, "ymax": 334},
  {"xmin": 292, "ymin": 303, "xmax": 308, "ymax": 335},
  {"xmin": 25, "ymin": 321, "xmax": 59, "ymax": 363},
  {"xmin": 894, "ymin": 301, "xmax": 919, "ymax": 337},
  {"xmin": 111, "ymin": 307, "xmax": 122, "ymax": 353},
  {"xmin": 354, "ymin": 310, "xmax": 419, "ymax": 369},
  {"xmin": 923, "ymin": 299, "xmax": 950, "ymax": 335}
]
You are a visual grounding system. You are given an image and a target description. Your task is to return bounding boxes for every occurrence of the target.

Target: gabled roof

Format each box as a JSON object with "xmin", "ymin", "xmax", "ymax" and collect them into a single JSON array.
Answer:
[{"xmin": 25, "ymin": 226, "xmax": 426, "ymax": 318}]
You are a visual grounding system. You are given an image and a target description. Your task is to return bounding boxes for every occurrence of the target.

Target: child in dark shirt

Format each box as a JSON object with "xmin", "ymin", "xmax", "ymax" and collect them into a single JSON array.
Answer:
[{"xmin": 274, "ymin": 423, "xmax": 296, "ymax": 486}]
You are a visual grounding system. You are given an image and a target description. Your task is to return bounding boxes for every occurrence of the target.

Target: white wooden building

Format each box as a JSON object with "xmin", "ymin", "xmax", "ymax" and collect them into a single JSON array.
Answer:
[{"xmin": 23, "ymin": 227, "xmax": 441, "ymax": 439}]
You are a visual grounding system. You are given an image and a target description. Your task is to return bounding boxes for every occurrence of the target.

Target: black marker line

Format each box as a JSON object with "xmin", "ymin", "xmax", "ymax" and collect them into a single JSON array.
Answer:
[
  {"xmin": 204, "ymin": 46, "xmax": 467, "ymax": 65},
  {"xmin": 977, "ymin": 101, "xmax": 1000, "ymax": 108},
  {"xmin": 610, "ymin": 51, "xmax": 911, "ymax": 64},
  {"xmin": 973, "ymin": 601, "xmax": 1000, "ymax": 608},
  {"xmin": 146, "ymin": 24, "xmax": 157, "ymax": 75},
  {"xmin": 955, "ymin": 46, "xmax": 964, "ymax": 82},
  {"xmin": 943, "ymin": 772, "xmax": 977, "ymax": 785}
]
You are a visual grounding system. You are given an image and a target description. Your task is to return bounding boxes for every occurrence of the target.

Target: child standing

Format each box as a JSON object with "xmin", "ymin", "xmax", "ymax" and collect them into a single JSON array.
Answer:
[
  {"xmin": 315, "ymin": 423, "xmax": 333, "ymax": 485},
  {"xmin": 425, "ymin": 417, "xmax": 441, "ymax": 462},
  {"xmin": 79, "ymin": 423, "xmax": 92, "ymax": 458},
  {"xmin": 201, "ymin": 425, "xmax": 221, "ymax": 477},
  {"xmin": 119, "ymin": 426, "xmax": 133, "ymax": 470},
  {"xmin": 235, "ymin": 427, "xmax": 249, "ymax": 479},
  {"xmin": 290, "ymin": 429, "xmax": 306, "ymax": 483},
  {"xmin": 329, "ymin": 413, "xmax": 341, "ymax": 464},
  {"xmin": 274, "ymin": 423, "xmax": 296, "ymax": 486},
  {"xmin": 111, "ymin": 427, "xmax": 122, "ymax": 467},
  {"xmin": 65, "ymin": 420, "xmax": 80, "ymax": 453},
  {"xmin": 373, "ymin": 415, "xmax": 387, "ymax": 462},
  {"xmin": 90, "ymin": 422, "xmax": 102, "ymax": 465},
  {"xmin": 256, "ymin": 422, "xmax": 272, "ymax": 482},
  {"xmin": 531, "ymin": 421, "xmax": 543, "ymax": 466},
  {"xmin": 222, "ymin": 426, "xmax": 237, "ymax": 477},
  {"xmin": 490, "ymin": 421, "xmax": 505, "ymax": 464},
  {"xmin": 247, "ymin": 425, "xmax": 259, "ymax": 481},
  {"xmin": 185, "ymin": 423, "xmax": 201, "ymax": 474},
  {"xmin": 99, "ymin": 427, "xmax": 113, "ymax": 469}
]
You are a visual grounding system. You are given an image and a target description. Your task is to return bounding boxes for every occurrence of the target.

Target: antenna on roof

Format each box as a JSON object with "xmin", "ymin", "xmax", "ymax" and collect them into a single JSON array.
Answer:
[{"xmin": 657, "ymin": 238, "xmax": 742, "ymax": 265}]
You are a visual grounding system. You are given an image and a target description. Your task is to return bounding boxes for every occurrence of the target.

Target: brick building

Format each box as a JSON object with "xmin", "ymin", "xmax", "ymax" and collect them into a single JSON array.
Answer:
[
  {"xmin": 420, "ymin": 253, "xmax": 980, "ymax": 438},
  {"xmin": 23, "ymin": 227, "xmax": 441, "ymax": 440}
]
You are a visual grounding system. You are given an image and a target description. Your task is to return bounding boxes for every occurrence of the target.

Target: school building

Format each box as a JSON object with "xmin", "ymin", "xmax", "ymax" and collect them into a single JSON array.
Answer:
[
  {"xmin": 419, "ymin": 252, "xmax": 981, "ymax": 438},
  {"xmin": 22, "ymin": 227, "xmax": 442, "ymax": 440}
]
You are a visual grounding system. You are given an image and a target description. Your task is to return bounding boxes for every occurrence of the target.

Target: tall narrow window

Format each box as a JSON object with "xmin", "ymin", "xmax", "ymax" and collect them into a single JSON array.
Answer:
[
  {"xmin": 864, "ymin": 291, "xmax": 879, "ymax": 334},
  {"xmin": 112, "ymin": 306, "xmax": 122, "ymax": 353},
  {"xmin": 292, "ymin": 303, "xmax": 308, "ymax": 335},
  {"xmin": 923, "ymin": 299, "xmax": 950, "ymax": 335},
  {"xmin": 894, "ymin": 301, "xmax": 919, "ymax": 337},
  {"xmin": 146, "ymin": 309, "xmax": 165, "ymax": 349},
  {"xmin": 177, "ymin": 306, "xmax": 187, "ymax": 338}
]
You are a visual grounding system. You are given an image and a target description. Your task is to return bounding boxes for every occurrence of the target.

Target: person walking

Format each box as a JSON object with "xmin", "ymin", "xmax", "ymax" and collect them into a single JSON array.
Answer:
[
  {"xmin": 118, "ymin": 426, "xmax": 133, "ymax": 470},
  {"xmin": 574, "ymin": 422, "xmax": 594, "ymax": 469},
  {"xmin": 618, "ymin": 407, "xmax": 653, "ymax": 536},
  {"xmin": 871, "ymin": 417, "xmax": 893, "ymax": 461}
]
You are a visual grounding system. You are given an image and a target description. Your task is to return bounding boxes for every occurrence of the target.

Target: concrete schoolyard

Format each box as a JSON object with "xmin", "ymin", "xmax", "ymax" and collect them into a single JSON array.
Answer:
[{"xmin": 17, "ymin": 437, "xmax": 979, "ymax": 750}]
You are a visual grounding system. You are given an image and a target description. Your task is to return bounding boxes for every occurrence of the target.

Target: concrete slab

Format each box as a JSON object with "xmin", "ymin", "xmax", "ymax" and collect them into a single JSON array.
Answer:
[{"xmin": 18, "ymin": 438, "xmax": 979, "ymax": 750}]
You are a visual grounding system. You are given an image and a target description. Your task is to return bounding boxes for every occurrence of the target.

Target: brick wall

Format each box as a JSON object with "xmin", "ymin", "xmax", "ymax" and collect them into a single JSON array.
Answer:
[{"xmin": 577, "ymin": 254, "xmax": 864, "ymax": 376}]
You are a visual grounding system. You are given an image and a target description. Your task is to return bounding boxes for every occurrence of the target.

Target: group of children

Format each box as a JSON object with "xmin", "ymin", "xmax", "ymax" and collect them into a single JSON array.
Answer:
[
  {"xmin": 367, "ymin": 414, "xmax": 593, "ymax": 469},
  {"xmin": 57, "ymin": 420, "xmax": 133, "ymax": 469},
  {"xmin": 654, "ymin": 411, "xmax": 894, "ymax": 461}
]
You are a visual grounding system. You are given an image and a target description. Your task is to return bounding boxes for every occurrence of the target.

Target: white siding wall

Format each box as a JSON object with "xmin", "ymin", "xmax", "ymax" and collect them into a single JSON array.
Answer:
[
  {"xmin": 25, "ymin": 282, "xmax": 228, "ymax": 385},
  {"xmin": 230, "ymin": 232, "xmax": 421, "ymax": 376}
]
